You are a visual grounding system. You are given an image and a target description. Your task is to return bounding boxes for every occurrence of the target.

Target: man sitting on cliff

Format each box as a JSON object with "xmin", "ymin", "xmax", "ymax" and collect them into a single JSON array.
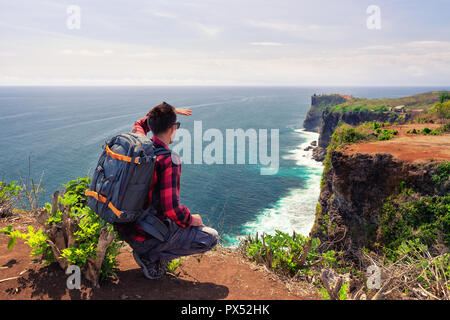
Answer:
[{"xmin": 115, "ymin": 102, "xmax": 219, "ymax": 279}]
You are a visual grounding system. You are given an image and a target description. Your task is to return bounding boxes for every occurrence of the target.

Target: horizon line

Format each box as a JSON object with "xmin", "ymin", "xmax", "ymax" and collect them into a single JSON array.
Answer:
[{"xmin": 0, "ymin": 84, "xmax": 449, "ymax": 88}]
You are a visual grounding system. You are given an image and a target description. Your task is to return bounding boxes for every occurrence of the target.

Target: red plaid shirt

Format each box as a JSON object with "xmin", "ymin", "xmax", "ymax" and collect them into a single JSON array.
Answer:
[{"xmin": 115, "ymin": 114, "xmax": 192, "ymax": 241}]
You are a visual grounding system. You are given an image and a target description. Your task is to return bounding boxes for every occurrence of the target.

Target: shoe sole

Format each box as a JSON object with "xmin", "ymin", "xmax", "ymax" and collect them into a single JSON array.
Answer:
[{"xmin": 133, "ymin": 251, "xmax": 163, "ymax": 280}]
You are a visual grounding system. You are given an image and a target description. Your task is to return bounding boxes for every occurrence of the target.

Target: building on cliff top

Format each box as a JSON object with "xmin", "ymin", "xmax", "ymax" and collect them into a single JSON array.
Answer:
[{"xmin": 393, "ymin": 105, "xmax": 406, "ymax": 113}]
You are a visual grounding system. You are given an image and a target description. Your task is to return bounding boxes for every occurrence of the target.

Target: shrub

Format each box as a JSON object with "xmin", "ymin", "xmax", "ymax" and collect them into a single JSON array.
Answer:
[
  {"xmin": 240, "ymin": 230, "xmax": 344, "ymax": 277},
  {"xmin": 428, "ymin": 101, "xmax": 450, "ymax": 119},
  {"xmin": 363, "ymin": 239, "xmax": 450, "ymax": 299},
  {"xmin": 320, "ymin": 122, "xmax": 397, "ymax": 188},
  {"xmin": 167, "ymin": 258, "xmax": 184, "ymax": 273},
  {"xmin": 0, "ymin": 181, "xmax": 22, "ymax": 217},
  {"xmin": 379, "ymin": 189, "xmax": 450, "ymax": 257},
  {"xmin": 0, "ymin": 177, "xmax": 123, "ymax": 285},
  {"xmin": 377, "ymin": 128, "xmax": 398, "ymax": 141},
  {"xmin": 432, "ymin": 161, "xmax": 450, "ymax": 186},
  {"xmin": 440, "ymin": 92, "xmax": 450, "ymax": 104}
]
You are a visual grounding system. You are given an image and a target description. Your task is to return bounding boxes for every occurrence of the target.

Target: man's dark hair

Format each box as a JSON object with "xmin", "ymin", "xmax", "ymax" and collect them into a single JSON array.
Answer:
[{"xmin": 147, "ymin": 101, "xmax": 177, "ymax": 135}]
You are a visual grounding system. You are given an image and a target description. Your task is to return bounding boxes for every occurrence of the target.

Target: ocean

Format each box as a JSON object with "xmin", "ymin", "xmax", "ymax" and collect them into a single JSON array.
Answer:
[{"xmin": 0, "ymin": 86, "xmax": 446, "ymax": 245}]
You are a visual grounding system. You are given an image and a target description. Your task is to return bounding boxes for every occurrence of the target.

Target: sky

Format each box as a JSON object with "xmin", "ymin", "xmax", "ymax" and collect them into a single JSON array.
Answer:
[{"xmin": 0, "ymin": 0, "xmax": 449, "ymax": 86}]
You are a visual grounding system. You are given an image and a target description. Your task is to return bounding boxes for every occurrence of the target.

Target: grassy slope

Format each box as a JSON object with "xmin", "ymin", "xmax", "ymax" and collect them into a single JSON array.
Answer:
[{"xmin": 328, "ymin": 91, "xmax": 449, "ymax": 114}]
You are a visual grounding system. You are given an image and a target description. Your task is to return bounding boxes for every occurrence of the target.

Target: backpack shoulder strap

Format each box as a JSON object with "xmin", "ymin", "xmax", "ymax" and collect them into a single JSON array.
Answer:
[{"xmin": 153, "ymin": 146, "xmax": 172, "ymax": 156}]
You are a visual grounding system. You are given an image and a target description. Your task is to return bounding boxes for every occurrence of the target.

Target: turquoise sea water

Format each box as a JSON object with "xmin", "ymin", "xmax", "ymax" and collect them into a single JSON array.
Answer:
[{"xmin": 0, "ymin": 86, "xmax": 447, "ymax": 244}]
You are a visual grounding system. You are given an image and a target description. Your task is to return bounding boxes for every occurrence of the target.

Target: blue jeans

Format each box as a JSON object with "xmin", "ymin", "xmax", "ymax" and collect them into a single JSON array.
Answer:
[{"xmin": 125, "ymin": 219, "xmax": 219, "ymax": 263}]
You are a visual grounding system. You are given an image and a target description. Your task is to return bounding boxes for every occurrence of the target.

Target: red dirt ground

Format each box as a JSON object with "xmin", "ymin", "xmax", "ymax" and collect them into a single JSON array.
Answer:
[
  {"xmin": 344, "ymin": 124, "xmax": 450, "ymax": 162},
  {"xmin": 0, "ymin": 215, "xmax": 318, "ymax": 300}
]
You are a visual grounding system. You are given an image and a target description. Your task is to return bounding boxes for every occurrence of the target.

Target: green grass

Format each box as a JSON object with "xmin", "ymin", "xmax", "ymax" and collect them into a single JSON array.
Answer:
[
  {"xmin": 379, "ymin": 178, "xmax": 450, "ymax": 259},
  {"xmin": 320, "ymin": 121, "xmax": 398, "ymax": 188},
  {"xmin": 328, "ymin": 91, "xmax": 447, "ymax": 114},
  {"xmin": 428, "ymin": 100, "xmax": 450, "ymax": 119},
  {"xmin": 432, "ymin": 161, "xmax": 450, "ymax": 186},
  {"xmin": 406, "ymin": 123, "xmax": 450, "ymax": 136},
  {"xmin": 240, "ymin": 230, "xmax": 346, "ymax": 277}
]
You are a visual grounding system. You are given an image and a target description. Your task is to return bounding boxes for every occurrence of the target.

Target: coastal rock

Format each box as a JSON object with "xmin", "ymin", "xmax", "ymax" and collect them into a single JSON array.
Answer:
[
  {"xmin": 318, "ymin": 110, "xmax": 409, "ymax": 150},
  {"xmin": 310, "ymin": 151, "xmax": 440, "ymax": 260},
  {"xmin": 312, "ymin": 147, "xmax": 326, "ymax": 162},
  {"xmin": 303, "ymin": 94, "xmax": 350, "ymax": 132}
]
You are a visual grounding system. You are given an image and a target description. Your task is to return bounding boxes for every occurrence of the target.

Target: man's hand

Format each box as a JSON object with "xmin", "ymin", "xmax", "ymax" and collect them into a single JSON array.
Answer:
[
  {"xmin": 191, "ymin": 214, "xmax": 204, "ymax": 227},
  {"xmin": 175, "ymin": 108, "xmax": 192, "ymax": 116}
]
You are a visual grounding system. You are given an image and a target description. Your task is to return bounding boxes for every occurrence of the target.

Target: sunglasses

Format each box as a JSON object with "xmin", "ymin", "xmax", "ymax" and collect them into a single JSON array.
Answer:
[{"xmin": 173, "ymin": 121, "xmax": 180, "ymax": 129}]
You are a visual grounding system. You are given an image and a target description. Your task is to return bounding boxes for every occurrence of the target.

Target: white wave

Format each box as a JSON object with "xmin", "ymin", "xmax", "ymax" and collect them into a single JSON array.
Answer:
[
  {"xmin": 283, "ymin": 129, "xmax": 322, "ymax": 169},
  {"xmin": 85, "ymin": 123, "xmax": 132, "ymax": 145},
  {"xmin": 0, "ymin": 112, "xmax": 33, "ymax": 121},
  {"xmin": 225, "ymin": 129, "xmax": 323, "ymax": 246},
  {"xmin": 187, "ymin": 101, "xmax": 227, "ymax": 108}
]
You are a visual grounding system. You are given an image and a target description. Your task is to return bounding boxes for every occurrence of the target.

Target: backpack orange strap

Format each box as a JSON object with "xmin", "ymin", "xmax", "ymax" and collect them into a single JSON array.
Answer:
[
  {"xmin": 85, "ymin": 190, "xmax": 123, "ymax": 217},
  {"xmin": 105, "ymin": 145, "xmax": 140, "ymax": 164}
]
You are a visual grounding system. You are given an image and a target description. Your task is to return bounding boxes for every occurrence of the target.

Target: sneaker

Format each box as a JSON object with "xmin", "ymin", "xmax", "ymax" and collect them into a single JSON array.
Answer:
[{"xmin": 132, "ymin": 251, "xmax": 165, "ymax": 280}]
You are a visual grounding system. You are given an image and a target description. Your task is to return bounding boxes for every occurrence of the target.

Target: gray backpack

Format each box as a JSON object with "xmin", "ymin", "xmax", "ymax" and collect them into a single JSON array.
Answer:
[{"xmin": 85, "ymin": 133, "xmax": 171, "ymax": 242}]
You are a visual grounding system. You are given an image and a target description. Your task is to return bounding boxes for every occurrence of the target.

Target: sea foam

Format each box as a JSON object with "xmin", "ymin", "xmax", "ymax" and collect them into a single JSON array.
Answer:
[{"xmin": 224, "ymin": 129, "xmax": 323, "ymax": 246}]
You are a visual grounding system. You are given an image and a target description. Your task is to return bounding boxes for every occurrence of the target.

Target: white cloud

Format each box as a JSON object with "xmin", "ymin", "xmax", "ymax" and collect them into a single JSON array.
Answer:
[
  {"xmin": 250, "ymin": 42, "xmax": 284, "ymax": 46},
  {"xmin": 187, "ymin": 22, "xmax": 220, "ymax": 37},
  {"xmin": 151, "ymin": 11, "xmax": 178, "ymax": 19},
  {"xmin": 247, "ymin": 20, "xmax": 321, "ymax": 33},
  {"xmin": 59, "ymin": 49, "xmax": 114, "ymax": 57}
]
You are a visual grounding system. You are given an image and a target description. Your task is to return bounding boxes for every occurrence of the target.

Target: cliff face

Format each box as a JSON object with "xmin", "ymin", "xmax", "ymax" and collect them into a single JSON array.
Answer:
[
  {"xmin": 310, "ymin": 151, "xmax": 440, "ymax": 259},
  {"xmin": 303, "ymin": 94, "xmax": 350, "ymax": 132},
  {"xmin": 317, "ymin": 110, "xmax": 410, "ymax": 151}
]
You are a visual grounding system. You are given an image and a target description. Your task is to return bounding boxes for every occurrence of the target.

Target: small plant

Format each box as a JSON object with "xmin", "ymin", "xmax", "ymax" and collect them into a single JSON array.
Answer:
[
  {"xmin": 432, "ymin": 161, "xmax": 450, "ymax": 186},
  {"xmin": 440, "ymin": 92, "xmax": 450, "ymax": 104},
  {"xmin": 428, "ymin": 100, "xmax": 450, "ymax": 119},
  {"xmin": 379, "ymin": 187, "xmax": 449, "ymax": 256},
  {"xmin": 240, "ymin": 230, "xmax": 343, "ymax": 277},
  {"xmin": 0, "ymin": 180, "xmax": 22, "ymax": 217},
  {"xmin": 0, "ymin": 176, "xmax": 123, "ymax": 286},
  {"xmin": 166, "ymin": 257, "xmax": 184, "ymax": 273},
  {"xmin": 318, "ymin": 280, "xmax": 350, "ymax": 300},
  {"xmin": 16, "ymin": 157, "xmax": 45, "ymax": 213},
  {"xmin": 377, "ymin": 128, "xmax": 398, "ymax": 141},
  {"xmin": 364, "ymin": 240, "xmax": 450, "ymax": 299}
]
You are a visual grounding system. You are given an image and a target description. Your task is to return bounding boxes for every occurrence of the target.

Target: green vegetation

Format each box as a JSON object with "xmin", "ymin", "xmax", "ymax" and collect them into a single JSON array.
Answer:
[
  {"xmin": 379, "ymin": 189, "xmax": 449, "ymax": 256},
  {"xmin": 240, "ymin": 231, "xmax": 346, "ymax": 277},
  {"xmin": 0, "ymin": 181, "xmax": 22, "ymax": 217},
  {"xmin": 329, "ymin": 99, "xmax": 390, "ymax": 113},
  {"xmin": 440, "ymin": 92, "xmax": 450, "ymax": 104},
  {"xmin": 406, "ymin": 123, "xmax": 450, "ymax": 135},
  {"xmin": 379, "ymin": 164, "xmax": 449, "ymax": 259},
  {"xmin": 310, "ymin": 94, "xmax": 350, "ymax": 114},
  {"xmin": 318, "ymin": 281, "xmax": 350, "ymax": 300},
  {"xmin": 328, "ymin": 91, "xmax": 447, "ymax": 114},
  {"xmin": 373, "ymin": 239, "xmax": 450, "ymax": 299},
  {"xmin": 166, "ymin": 257, "xmax": 184, "ymax": 274},
  {"xmin": 432, "ymin": 161, "xmax": 450, "ymax": 186},
  {"xmin": 321, "ymin": 121, "xmax": 398, "ymax": 188},
  {"xmin": 428, "ymin": 101, "xmax": 450, "ymax": 119},
  {"xmin": 0, "ymin": 177, "xmax": 123, "ymax": 279}
]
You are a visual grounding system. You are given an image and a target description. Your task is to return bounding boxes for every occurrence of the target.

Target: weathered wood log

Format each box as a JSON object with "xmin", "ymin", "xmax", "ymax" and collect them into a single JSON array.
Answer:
[
  {"xmin": 320, "ymin": 268, "xmax": 344, "ymax": 300},
  {"xmin": 85, "ymin": 227, "xmax": 115, "ymax": 287}
]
